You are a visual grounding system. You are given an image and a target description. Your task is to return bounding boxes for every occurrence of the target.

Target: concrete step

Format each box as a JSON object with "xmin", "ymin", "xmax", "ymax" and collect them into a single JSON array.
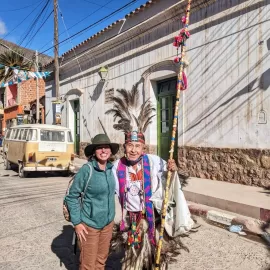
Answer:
[{"xmin": 183, "ymin": 177, "xmax": 270, "ymax": 222}]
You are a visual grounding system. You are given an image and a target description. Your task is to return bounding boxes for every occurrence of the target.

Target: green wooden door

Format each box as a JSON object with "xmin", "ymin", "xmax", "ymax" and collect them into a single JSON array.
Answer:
[
  {"xmin": 157, "ymin": 78, "xmax": 177, "ymax": 161},
  {"xmin": 74, "ymin": 100, "xmax": 80, "ymax": 155}
]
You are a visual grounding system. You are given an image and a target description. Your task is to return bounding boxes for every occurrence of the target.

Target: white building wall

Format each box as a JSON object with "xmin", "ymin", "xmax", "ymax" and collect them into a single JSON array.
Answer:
[
  {"xmin": 46, "ymin": 0, "xmax": 270, "ymax": 150},
  {"xmin": 181, "ymin": 0, "xmax": 270, "ymax": 149}
]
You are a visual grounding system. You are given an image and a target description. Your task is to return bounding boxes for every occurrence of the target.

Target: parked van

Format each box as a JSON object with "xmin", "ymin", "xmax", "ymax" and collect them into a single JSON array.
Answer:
[{"xmin": 3, "ymin": 124, "xmax": 75, "ymax": 178}]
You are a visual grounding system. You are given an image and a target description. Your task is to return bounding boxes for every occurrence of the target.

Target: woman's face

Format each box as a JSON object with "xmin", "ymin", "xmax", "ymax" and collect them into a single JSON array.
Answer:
[{"xmin": 95, "ymin": 145, "xmax": 112, "ymax": 163}]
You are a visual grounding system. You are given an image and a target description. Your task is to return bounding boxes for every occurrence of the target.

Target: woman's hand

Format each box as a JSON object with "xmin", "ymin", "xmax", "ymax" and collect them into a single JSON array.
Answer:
[
  {"xmin": 75, "ymin": 223, "xmax": 88, "ymax": 242},
  {"xmin": 167, "ymin": 159, "xmax": 178, "ymax": 172}
]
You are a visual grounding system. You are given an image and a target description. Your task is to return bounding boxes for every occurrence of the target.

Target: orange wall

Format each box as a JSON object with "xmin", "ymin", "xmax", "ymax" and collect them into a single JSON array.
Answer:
[{"xmin": 6, "ymin": 85, "xmax": 17, "ymax": 107}]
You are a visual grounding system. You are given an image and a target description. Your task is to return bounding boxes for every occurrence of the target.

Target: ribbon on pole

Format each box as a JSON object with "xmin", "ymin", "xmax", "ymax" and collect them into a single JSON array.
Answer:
[
  {"xmin": 0, "ymin": 64, "xmax": 51, "ymax": 87},
  {"xmin": 154, "ymin": 1, "xmax": 192, "ymax": 269}
]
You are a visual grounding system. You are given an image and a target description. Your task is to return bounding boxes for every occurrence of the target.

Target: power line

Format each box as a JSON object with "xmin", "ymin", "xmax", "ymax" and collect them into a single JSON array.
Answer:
[
  {"xmin": 55, "ymin": 16, "xmax": 173, "ymax": 72},
  {"xmin": 0, "ymin": 0, "xmax": 46, "ymax": 41},
  {"xmin": 0, "ymin": 1, "xmax": 44, "ymax": 12},
  {"xmin": 58, "ymin": 6, "xmax": 83, "ymax": 73},
  {"xmin": 37, "ymin": 0, "xmax": 115, "ymax": 52},
  {"xmin": 39, "ymin": 0, "xmax": 139, "ymax": 55},
  {"xmin": 25, "ymin": 10, "xmax": 54, "ymax": 48},
  {"xmin": 81, "ymin": 0, "xmax": 115, "ymax": 10},
  {"xmin": 23, "ymin": 0, "xmax": 53, "ymax": 48},
  {"xmin": 0, "ymin": 42, "xmax": 34, "ymax": 64},
  {"xmin": 18, "ymin": 0, "xmax": 51, "ymax": 47},
  {"xmin": 58, "ymin": 16, "xmax": 178, "ymax": 70},
  {"xmin": 50, "ymin": 0, "xmax": 215, "ymax": 70}
]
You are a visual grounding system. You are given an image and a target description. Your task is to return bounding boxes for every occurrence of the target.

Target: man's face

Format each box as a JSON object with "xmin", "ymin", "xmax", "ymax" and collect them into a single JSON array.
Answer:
[{"xmin": 125, "ymin": 141, "xmax": 144, "ymax": 161}]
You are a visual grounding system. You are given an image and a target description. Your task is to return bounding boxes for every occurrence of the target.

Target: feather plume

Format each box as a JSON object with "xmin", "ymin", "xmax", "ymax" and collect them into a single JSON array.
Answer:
[
  {"xmin": 110, "ymin": 217, "xmax": 199, "ymax": 270},
  {"xmin": 105, "ymin": 84, "xmax": 155, "ymax": 133}
]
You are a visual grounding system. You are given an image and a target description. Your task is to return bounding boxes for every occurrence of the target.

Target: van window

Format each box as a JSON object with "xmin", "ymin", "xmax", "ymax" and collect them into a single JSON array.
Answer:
[
  {"xmin": 5, "ymin": 129, "xmax": 11, "ymax": 139},
  {"xmin": 18, "ymin": 129, "xmax": 25, "ymax": 140},
  {"xmin": 22, "ymin": 129, "xmax": 28, "ymax": 141},
  {"xmin": 40, "ymin": 130, "xmax": 65, "ymax": 142},
  {"xmin": 14, "ymin": 129, "xmax": 20, "ymax": 140},
  {"xmin": 67, "ymin": 131, "xmax": 73, "ymax": 142},
  {"xmin": 10, "ymin": 129, "xmax": 15, "ymax": 139},
  {"xmin": 27, "ymin": 129, "xmax": 37, "ymax": 141}
]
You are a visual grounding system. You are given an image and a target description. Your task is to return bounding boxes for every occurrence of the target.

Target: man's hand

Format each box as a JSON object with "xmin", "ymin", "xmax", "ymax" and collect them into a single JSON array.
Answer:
[
  {"xmin": 167, "ymin": 159, "xmax": 178, "ymax": 172},
  {"xmin": 75, "ymin": 223, "xmax": 88, "ymax": 242}
]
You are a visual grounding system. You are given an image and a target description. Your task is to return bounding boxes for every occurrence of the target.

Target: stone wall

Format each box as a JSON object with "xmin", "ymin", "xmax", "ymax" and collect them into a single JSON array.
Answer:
[
  {"xmin": 178, "ymin": 147, "xmax": 270, "ymax": 188},
  {"xmin": 79, "ymin": 143, "xmax": 270, "ymax": 188}
]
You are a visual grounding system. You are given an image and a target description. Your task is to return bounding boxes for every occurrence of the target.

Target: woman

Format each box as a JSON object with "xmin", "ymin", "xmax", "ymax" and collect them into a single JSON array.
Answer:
[{"xmin": 65, "ymin": 134, "xmax": 119, "ymax": 270}]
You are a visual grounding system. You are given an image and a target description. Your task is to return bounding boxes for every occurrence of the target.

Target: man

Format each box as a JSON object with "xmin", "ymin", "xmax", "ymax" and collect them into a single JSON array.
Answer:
[{"xmin": 112, "ymin": 130, "xmax": 194, "ymax": 269}]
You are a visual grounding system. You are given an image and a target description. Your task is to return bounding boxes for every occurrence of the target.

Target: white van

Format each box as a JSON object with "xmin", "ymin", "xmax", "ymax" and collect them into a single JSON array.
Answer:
[{"xmin": 3, "ymin": 124, "xmax": 75, "ymax": 178}]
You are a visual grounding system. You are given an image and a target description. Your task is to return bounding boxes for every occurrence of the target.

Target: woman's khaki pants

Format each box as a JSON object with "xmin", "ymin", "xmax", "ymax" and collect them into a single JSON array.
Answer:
[{"xmin": 79, "ymin": 221, "xmax": 114, "ymax": 270}]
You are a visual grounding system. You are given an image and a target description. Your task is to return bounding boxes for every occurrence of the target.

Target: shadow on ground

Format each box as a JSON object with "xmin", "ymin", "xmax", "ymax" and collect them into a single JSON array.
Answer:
[
  {"xmin": 51, "ymin": 225, "xmax": 123, "ymax": 270},
  {"xmin": 51, "ymin": 225, "xmax": 79, "ymax": 270}
]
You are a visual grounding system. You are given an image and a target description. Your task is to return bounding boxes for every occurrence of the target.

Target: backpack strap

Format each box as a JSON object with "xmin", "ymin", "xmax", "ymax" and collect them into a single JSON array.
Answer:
[
  {"xmin": 73, "ymin": 163, "xmax": 93, "ymax": 255},
  {"xmin": 81, "ymin": 163, "xmax": 93, "ymax": 200}
]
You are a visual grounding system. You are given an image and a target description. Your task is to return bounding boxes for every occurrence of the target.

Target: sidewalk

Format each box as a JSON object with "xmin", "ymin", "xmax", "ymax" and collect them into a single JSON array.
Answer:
[
  {"xmin": 73, "ymin": 156, "xmax": 270, "ymax": 221},
  {"xmin": 183, "ymin": 177, "xmax": 270, "ymax": 221},
  {"xmin": 183, "ymin": 177, "xmax": 270, "ymax": 236},
  {"xmin": 71, "ymin": 157, "xmax": 87, "ymax": 173}
]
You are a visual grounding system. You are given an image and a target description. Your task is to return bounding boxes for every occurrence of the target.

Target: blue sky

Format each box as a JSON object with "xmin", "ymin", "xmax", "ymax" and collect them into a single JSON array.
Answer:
[{"xmin": 0, "ymin": 0, "xmax": 147, "ymax": 57}]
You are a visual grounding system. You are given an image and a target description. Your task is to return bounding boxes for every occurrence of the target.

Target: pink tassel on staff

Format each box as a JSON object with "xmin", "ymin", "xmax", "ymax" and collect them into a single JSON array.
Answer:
[{"xmin": 120, "ymin": 220, "xmax": 126, "ymax": 231}]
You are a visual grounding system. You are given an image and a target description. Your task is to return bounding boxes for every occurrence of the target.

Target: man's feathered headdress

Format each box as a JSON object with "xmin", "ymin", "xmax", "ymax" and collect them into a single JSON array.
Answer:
[{"xmin": 105, "ymin": 83, "xmax": 156, "ymax": 143}]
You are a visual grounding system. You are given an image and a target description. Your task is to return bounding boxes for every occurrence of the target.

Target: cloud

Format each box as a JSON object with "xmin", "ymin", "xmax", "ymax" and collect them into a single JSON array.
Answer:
[{"xmin": 0, "ymin": 19, "xmax": 7, "ymax": 35}]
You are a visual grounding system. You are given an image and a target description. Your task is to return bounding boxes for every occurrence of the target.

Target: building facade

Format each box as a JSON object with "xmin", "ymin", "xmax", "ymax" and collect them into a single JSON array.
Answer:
[
  {"xmin": 1, "ymin": 78, "xmax": 46, "ymax": 132},
  {"xmin": 45, "ymin": 0, "xmax": 270, "ymax": 187}
]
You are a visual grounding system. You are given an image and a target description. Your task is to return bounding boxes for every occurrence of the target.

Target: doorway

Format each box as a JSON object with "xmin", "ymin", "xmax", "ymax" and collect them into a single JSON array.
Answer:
[
  {"xmin": 69, "ymin": 99, "xmax": 80, "ymax": 155},
  {"xmin": 157, "ymin": 77, "xmax": 177, "ymax": 161}
]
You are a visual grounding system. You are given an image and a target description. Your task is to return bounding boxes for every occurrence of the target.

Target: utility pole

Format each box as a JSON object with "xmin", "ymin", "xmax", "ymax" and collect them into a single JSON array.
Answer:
[
  {"xmin": 35, "ymin": 50, "xmax": 40, "ymax": 123},
  {"xmin": 54, "ymin": 0, "xmax": 60, "ymax": 124}
]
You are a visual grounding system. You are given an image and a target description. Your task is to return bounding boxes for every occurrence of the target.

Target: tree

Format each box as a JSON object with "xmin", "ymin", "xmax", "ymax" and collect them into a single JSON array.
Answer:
[{"xmin": 0, "ymin": 50, "xmax": 33, "ymax": 83}]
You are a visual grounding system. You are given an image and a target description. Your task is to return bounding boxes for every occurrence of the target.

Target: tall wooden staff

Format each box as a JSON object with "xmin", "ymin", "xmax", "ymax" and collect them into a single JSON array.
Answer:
[{"xmin": 155, "ymin": 1, "xmax": 192, "ymax": 269}]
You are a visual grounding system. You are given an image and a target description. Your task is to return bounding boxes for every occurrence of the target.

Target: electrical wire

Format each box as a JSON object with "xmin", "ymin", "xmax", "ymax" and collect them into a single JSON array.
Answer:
[
  {"xmin": 0, "ymin": 0, "xmax": 46, "ymax": 41},
  {"xmin": 18, "ymin": 0, "xmax": 51, "ymax": 47},
  {"xmin": 38, "ymin": 0, "xmax": 139, "ymax": 55},
  {"xmin": 56, "ymin": 0, "xmax": 211, "ymax": 71},
  {"xmin": 58, "ymin": 6, "xmax": 83, "ymax": 73},
  {"xmin": 0, "ymin": 1, "xmax": 44, "ymax": 12},
  {"xmin": 81, "ymin": 0, "xmax": 114, "ymax": 10},
  {"xmin": 24, "ymin": 10, "xmax": 53, "ymax": 48},
  {"xmin": 0, "ymin": 42, "xmax": 35, "ymax": 65},
  {"xmin": 27, "ymin": 1, "xmax": 52, "ymax": 44},
  {"xmin": 37, "ymin": 0, "xmax": 115, "ymax": 52}
]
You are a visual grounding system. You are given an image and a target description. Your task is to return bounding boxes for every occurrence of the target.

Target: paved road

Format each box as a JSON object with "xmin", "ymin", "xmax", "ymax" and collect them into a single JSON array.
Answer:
[{"xmin": 0, "ymin": 171, "xmax": 269, "ymax": 270}]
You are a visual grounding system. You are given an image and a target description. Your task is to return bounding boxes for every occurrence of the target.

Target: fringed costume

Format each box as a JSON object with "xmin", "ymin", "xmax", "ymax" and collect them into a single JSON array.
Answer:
[
  {"xmin": 111, "ymin": 139, "xmax": 196, "ymax": 269},
  {"xmin": 106, "ymin": 84, "xmax": 197, "ymax": 269}
]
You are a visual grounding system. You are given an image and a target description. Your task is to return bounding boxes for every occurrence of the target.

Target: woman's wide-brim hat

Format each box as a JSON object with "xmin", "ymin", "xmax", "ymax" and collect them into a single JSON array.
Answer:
[{"xmin": 84, "ymin": 134, "xmax": 119, "ymax": 157}]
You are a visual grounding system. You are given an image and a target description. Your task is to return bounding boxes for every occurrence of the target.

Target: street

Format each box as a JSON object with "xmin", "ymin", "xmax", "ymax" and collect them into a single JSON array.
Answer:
[{"xmin": 0, "ymin": 170, "xmax": 269, "ymax": 270}]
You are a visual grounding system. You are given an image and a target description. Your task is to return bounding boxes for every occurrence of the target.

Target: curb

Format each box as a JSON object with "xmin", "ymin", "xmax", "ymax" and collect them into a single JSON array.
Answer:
[{"xmin": 188, "ymin": 202, "xmax": 265, "ymax": 235}]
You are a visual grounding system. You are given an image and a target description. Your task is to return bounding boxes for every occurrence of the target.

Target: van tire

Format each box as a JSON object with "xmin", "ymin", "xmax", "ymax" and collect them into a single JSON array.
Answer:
[
  {"xmin": 18, "ymin": 163, "xmax": 28, "ymax": 178},
  {"xmin": 61, "ymin": 171, "xmax": 70, "ymax": 177},
  {"xmin": 4, "ymin": 154, "xmax": 11, "ymax": 170}
]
